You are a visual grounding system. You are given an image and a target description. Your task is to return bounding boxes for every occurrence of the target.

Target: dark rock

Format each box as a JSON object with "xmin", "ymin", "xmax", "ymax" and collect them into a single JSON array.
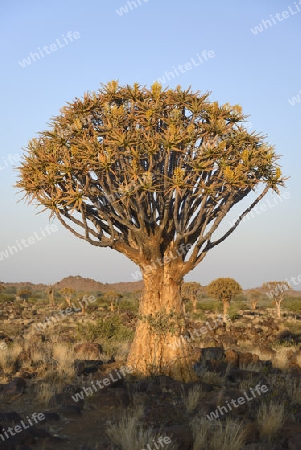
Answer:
[
  {"xmin": 145, "ymin": 404, "xmax": 183, "ymax": 428},
  {"xmin": 0, "ymin": 412, "xmax": 22, "ymax": 425},
  {"xmin": 156, "ymin": 425, "xmax": 192, "ymax": 450},
  {"xmin": 59, "ymin": 404, "xmax": 82, "ymax": 416},
  {"xmin": 145, "ymin": 375, "xmax": 183, "ymax": 395},
  {"xmin": 201, "ymin": 347, "xmax": 224, "ymax": 361},
  {"xmin": 39, "ymin": 412, "xmax": 60, "ymax": 423},
  {"xmin": 74, "ymin": 359, "xmax": 104, "ymax": 376},
  {"xmin": 227, "ymin": 368, "xmax": 260, "ymax": 382},
  {"xmin": 87, "ymin": 390, "xmax": 125, "ymax": 410},
  {"xmin": 0, "ymin": 378, "xmax": 26, "ymax": 398},
  {"xmin": 48, "ymin": 392, "xmax": 84, "ymax": 410},
  {"xmin": 107, "ymin": 387, "xmax": 130, "ymax": 407},
  {"xmin": 287, "ymin": 434, "xmax": 301, "ymax": 450}
]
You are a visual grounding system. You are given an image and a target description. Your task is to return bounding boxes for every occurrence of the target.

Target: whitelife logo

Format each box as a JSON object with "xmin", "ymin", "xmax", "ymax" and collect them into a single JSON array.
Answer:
[
  {"xmin": 206, "ymin": 384, "xmax": 269, "ymax": 420},
  {"xmin": 288, "ymin": 89, "xmax": 301, "ymax": 106},
  {"xmin": 0, "ymin": 153, "xmax": 21, "ymax": 171},
  {"xmin": 0, "ymin": 224, "xmax": 58, "ymax": 261},
  {"xmin": 18, "ymin": 31, "xmax": 80, "ymax": 68},
  {"xmin": 156, "ymin": 50, "xmax": 215, "ymax": 85},
  {"xmin": 250, "ymin": 1, "xmax": 301, "ymax": 35},
  {"xmin": 116, "ymin": 0, "xmax": 149, "ymax": 16},
  {"xmin": 34, "ymin": 295, "xmax": 97, "ymax": 332},
  {"xmin": 72, "ymin": 366, "xmax": 133, "ymax": 401},
  {"xmin": 0, "ymin": 412, "xmax": 45, "ymax": 443}
]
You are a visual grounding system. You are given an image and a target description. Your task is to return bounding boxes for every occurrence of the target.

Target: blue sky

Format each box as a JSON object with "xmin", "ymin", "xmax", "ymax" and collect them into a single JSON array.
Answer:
[{"xmin": 0, "ymin": 0, "xmax": 300, "ymax": 289}]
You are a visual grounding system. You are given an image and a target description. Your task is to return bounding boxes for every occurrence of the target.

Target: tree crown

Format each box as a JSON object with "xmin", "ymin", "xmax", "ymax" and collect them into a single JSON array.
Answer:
[
  {"xmin": 16, "ymin": 81, "xmax": 286, "ymax": 277},
  {"xmin": 207, "ymin": 277, "xmax": 242, "ymax": 302},
  {"xmin": 262, "ymin": 281, "xmax": 290, "ymax": 301},
  {"xmin": 181, "ymin": 282, "xmax": 203, "ymax": 300}
]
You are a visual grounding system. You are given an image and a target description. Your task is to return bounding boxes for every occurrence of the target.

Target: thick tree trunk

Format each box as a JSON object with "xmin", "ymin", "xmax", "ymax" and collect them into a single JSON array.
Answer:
[
  {"xmin": 127, "ymin": 266, "xmax": 195, "ymax": 381},
  {"xmin": 275, "ymin": 301, "xmax": 281, "ymax": 319},
  {"xmin": 223, "ymin": 300, "xmax": 230, "ymax": 322}
]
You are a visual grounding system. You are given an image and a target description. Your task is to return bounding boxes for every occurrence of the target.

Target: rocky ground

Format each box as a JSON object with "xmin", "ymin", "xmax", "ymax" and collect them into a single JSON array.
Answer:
[{"xmin": 0, "ymin": 298, "xmax": 301, "ymax": 450}]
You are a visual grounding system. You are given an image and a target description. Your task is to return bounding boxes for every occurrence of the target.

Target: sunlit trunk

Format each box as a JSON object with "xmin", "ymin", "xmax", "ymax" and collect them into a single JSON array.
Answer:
[
  {"xmin": 251, "ymin": 301, "xmax": 257, "ymax": 311},
  {"xmin": 275, "ymin": 300, "xmax": 281, "ymax": 319},
  {"xmin": 192, "ymin": 297, "xmax": 197, "ymax": 312},
  {"xmin": 127, "ymin": 265, "xmax": 195, "ymax": 381},
  {"xmin": 65, "ymin": 296, "xmax": 71, "ymax": 307},
  {"xmin": 223, "ymin": 300, "xmax": 230, "ymax": 322}
]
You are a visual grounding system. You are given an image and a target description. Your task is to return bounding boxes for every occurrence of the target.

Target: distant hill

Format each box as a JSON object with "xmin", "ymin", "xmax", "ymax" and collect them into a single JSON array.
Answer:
[
  {"xmin": 53, "ymin": 276, "xmax": 143, "ymax": 293},
  {"xmin": 1, "ymin": 276, "xmax": 300, "ymax": 296},
  {"xmin": 1, "ymin": 276, "xmax": 143, "ymax": 294}
]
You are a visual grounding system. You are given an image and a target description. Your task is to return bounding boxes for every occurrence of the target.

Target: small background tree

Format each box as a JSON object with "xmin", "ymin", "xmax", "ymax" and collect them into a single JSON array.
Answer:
[
  {"xmin": 46, "ymin": 285, "xmax": 55, "ymax": 306},
  {"xmin": 78, "ymin": 291, "xmax": 93, "ymax": 314},
  {"xmin": 181, "ymin": 282, "xmax": 203, "ymax": 313},
  {"xmin": 207, "ymin": 277, "xmax": 242, "ymax": 321},
  {"xmin": 104, "ymin": 291, "xmax": 123, "ymax": 312},
  {"xmin": 248, "ymin": 290, "xmax": 261, "ymax": 311},
  {"xmin": 18, "ymin": 287, "xmax": 32, "ymax": 304},
  {"xmin": 59, "ymin": 287, "xmax": 75, "ymax": 307},
  {"xmin": 262, "ymin": 281, "xmax": 290, "ymax": 318}
]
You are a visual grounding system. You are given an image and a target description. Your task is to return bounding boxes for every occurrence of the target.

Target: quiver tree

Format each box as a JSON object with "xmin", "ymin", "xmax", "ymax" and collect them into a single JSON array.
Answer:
[
  {"xmin": 133, "ymin": 289, "xmax": 143, "ymax": 308},
  {"xmin": 248, "ymin": 289, "xmax": 261, "ymax": 310},
  {"xmin": 263, "ymin": 281, "xmax": 290, "ymax": 318},
  {"xmin": 59, "ymin": 287, "xmax": 74, "ymax": 307},
  {"xmin": 104, "ymin": 290, "xmax": 123, "ymax": 312},
  {"xmin": 16, "ymin": 81, "xmax": 286, "ymax": 379},
  {"xmin": 78, "ymin": 292, "xmax": 91, "ymax": 314},
  {"xmin": 18, "ymin": 288, "xmax": 32, "ymax": 303},
  {"xmin": 181, "ymin": 282, "xmax": 203, "ymax": 313},
  {"xmin": 133, "ymin": 289, "xmax": 142, "ymax": 302},
  {"xmin": 207, "ymin": 277, "xmax": 242, "ymax": 321},
  {"xmin": 46, "ymin": 285, "xmax": 55, "ymax": 306}
]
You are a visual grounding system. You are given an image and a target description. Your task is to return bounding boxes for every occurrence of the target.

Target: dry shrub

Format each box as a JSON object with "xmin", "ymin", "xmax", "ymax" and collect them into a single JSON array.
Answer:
[
  {"xmin": 52, "ymin": 343, "xmax": 74, "ymax": 380},
  {"xmin": 35, "ymin": 381, "xmax": 59, "ymax": 405},
  {"xmin": 285, "ymin": 377, "xmax": 301, "ymax": 404},
  {"xmin": 256, "ymin": 400, "xmax": 285, "ymax": 441},
  {"xmin": 191, "ymin": 416, "xmax": 211, "ymax": 449},
  {"xmin": 198, "ymin": 371, "xmax": 225, "ymax": 386},
  {"xmin": 191, "ymin": 416, "xmax": 246, "ymax": 450},
  {"xmin": 181, "ymin": 384, "xmax": 205, "ymax": 413},
  {"xmin": 272, "ymin": 348, "xmax": 291, "ymax": 369},
  {"xmin": 0, "ymin": 343, "xmax": 22, "ymax": 376},
  {"xmin": 106, "ymin": 406, "xmax": 178, "ymax": 450}
]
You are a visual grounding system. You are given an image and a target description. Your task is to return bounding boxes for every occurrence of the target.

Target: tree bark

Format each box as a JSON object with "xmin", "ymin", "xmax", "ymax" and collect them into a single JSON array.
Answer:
[
  {"xmin": 127, "ymin": 265, "xmax": 196, "ymax": 381},
  {"xmin": 251, "ymin": 301, "xmax": 257, "ymax": 311},
  {"xmin": 48, "ymin": 287, "xmax": 54, "ymax": 306},
  {"xmin": 223, "ymin": 300, "xmax": 230, "ymax": 322},
  {"xmin": 192, "ymin": 297, "xmax": 197, "ymax": 313},
  {"xmin": 275, "ymin": 301, "xmax": 281, "ymax": 319}
]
